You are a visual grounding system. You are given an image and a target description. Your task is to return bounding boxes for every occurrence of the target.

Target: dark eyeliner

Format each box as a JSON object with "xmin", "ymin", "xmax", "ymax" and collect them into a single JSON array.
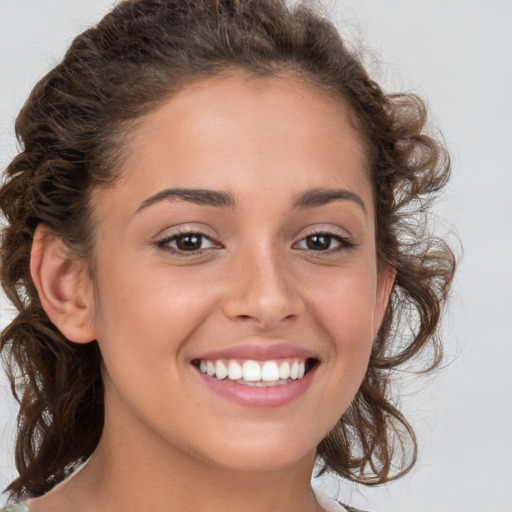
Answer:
[
  {"xmin": 155, "ymin": 229, "xmax": 219, "ymax": 256},
  {"xmin": 297, "ymin": 231, "xmax": 358, "ymax": 253}
]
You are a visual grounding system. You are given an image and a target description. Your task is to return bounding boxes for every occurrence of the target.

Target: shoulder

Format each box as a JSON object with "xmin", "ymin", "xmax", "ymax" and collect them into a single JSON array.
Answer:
[{"xmin": 0, "ymin": 504, "xmax": 31, "ymax": 512}]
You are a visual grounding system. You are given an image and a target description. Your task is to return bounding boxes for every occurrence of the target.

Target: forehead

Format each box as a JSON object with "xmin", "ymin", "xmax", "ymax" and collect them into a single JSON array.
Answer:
[
  {"xmin": 132, "ymin": 72, "xmax": 367, "ymax": 161},
  {"xmin": 94, "ymin": 73, "xmax": 372, "ymax": 218}
]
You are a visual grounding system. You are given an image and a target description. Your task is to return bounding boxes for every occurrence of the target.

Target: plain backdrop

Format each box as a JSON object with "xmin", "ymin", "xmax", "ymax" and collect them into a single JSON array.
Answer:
[{"xmin": 1, "ymin": 1, "xmax": 511, "ymax": 511}]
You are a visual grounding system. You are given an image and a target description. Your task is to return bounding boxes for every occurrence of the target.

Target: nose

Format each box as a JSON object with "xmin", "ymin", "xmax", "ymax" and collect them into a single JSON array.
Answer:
[{"xmin": 222, "ymin": 245, "xmax": 305, "ymax": 329}]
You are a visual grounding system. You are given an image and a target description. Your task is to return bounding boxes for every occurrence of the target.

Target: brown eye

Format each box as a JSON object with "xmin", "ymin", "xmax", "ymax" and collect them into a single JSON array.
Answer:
[
  {"xmin": 157, "ymin": 232, "xmax": 218, "ymax": 254},
  {"xmin": 306, "ymin": 234, "xmax": 333, "ymax": 251},
  {"xmin": 175, "ymin": 234, "xmax": 203, "ymax": 251},
  {"xmin": 293, "ymin": 232, "xmax": 356, "ymax": 253}
]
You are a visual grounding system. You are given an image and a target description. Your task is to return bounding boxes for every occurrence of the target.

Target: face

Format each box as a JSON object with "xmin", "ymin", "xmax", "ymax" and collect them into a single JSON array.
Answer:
[{"xmin": 87, "ymin": 73, "xmax": 393, "ymax": 473}]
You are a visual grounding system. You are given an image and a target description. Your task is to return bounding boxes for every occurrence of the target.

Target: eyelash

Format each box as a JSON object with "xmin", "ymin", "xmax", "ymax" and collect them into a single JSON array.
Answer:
[
  {"xmin": 155, "ymin": 229, "xmax": 356, "ymax": 256},
  {"xmin": 156, "ymin": 229, "xmax": 220, "ymax": 256},
  {"xmin": 293, "ymin": 231, "xmax": 356, "ymax": 253}
]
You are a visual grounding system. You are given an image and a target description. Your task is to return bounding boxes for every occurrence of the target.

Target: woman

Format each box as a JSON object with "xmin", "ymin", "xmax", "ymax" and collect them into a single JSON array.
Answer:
[{"xmin": 0, "ymin": 1, "xmax": 455, "ymax": 511}]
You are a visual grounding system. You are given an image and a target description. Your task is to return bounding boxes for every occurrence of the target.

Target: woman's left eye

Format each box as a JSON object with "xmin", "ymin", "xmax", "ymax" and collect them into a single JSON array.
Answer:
[
  {"xmin": 157, "ymin": 232, "xmax": 218, "ymax": 254},
  {"xmin": 293, "ymin": 233, "xmax": 354, "ymax": 252}
]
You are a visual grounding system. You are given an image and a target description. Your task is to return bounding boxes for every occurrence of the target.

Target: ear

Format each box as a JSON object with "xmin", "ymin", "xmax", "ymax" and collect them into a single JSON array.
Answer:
[
  {"xmin": 30, "ymin": 224, "xmax": 97, "ymax": 344},
  {"xmin": 373, "ymin": 263, "xmax": 396, "ymax": 336}
]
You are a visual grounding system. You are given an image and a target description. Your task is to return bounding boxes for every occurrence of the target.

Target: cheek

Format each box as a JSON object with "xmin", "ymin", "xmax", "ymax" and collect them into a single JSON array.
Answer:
[
  {"xmin": 305, "ymin": 265, "xmax": 378, "ymax": 371},
  {"xmin": 91, "ymin": 268, "xmax": 213, "ymax": 419},
  {"xmin": 310, "ymin": 263, "xmax": 378, "ymax": 328},
  {"xmin": 91, "ymin": 261, "xmax": 216, "ymax": 370}
]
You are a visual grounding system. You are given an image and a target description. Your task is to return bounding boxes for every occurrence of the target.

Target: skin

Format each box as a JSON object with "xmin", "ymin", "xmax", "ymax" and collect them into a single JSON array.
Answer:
[{"xmin": 29, "ymin": 73, "xmax": 394, "ymax": 512}]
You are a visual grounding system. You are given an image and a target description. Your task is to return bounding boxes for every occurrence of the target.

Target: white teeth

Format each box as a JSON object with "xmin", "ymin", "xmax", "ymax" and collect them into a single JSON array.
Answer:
[
  {"xmin": 298, "ymin": 361, "xmax": 305, "ymax": 379},
  {"xmin": 227, "ymin": 360, "xmax": 243, "ymax": 380},
  {"xmin": 215, "ymin": 360, "xmax": 229, "ymax": 380},
  {"xmin": 290, "ymin": 361, "xmax": 299, "ymax": 380},
  {"xmin": 279, "ymin": 361, "xmax": 291, "ymax": 380},
  {"xmin": 242, "ymin": 360, "xmax": 261, "ymax": 382},
  {"xmin": 261, "ymin": 361, "xmax": 280, "ymax": 381},
  {"xmin": 196, "ymin": 357, "xmax": 312, "ymax": 385}
]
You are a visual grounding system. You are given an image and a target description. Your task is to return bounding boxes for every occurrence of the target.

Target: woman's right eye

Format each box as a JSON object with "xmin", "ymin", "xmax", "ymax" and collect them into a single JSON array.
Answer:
[{"xmin": 157, "ymin": 232, "xmax": 219, "ymax": 254}]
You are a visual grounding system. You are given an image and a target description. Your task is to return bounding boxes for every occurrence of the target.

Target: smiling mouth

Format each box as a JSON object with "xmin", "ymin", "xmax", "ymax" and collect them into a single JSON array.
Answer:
[{"xmin": 191, "ymin": 358, "xmax": 319, "ymax": 387}]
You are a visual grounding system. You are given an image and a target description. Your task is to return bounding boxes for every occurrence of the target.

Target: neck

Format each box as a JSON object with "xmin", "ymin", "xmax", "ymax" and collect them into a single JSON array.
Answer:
[
  {"xmin": 47, "ymin": 408, "xmax": 322, "ymax": 512},
  {"xmin": 74, "ymin": 440, "xmax": 320, "ymax": 512}
]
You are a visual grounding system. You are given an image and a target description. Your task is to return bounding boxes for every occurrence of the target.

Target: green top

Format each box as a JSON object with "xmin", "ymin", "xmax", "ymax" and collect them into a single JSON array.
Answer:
[{"xmin": 0, "ymin": 505, "xmax": 31, "ymax": 512}]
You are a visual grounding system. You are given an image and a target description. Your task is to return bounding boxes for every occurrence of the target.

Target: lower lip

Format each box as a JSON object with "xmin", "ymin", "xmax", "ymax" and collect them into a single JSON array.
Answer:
[{"xmin": 195, "ymin": 367, "xmax": 316, "ymax": 407}]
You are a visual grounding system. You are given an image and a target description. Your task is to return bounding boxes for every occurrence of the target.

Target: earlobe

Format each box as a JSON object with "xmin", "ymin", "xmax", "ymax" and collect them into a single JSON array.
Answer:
[{"xmin": 30, "ymin": 224, "xmax": 97, "ymax": 344}]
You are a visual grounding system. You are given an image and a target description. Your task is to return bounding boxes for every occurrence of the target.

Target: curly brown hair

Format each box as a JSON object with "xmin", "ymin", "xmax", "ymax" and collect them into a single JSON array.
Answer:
[{"xmin": 0, "ymin": 0, "xmax": 455, "ymax": 500}]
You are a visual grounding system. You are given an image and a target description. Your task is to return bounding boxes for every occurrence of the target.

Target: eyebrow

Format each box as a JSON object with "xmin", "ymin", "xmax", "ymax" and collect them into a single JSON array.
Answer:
[
  {"xmin": 292, "ymin": 187, "xmax": 367, "ymax": 215},
  {"xmin": 135, "ymin": 186, "xmax": 366, "ymax": 215},
  {"xmin": 135, "ymin": 188, "xmax": 237, "ymax": 214}
]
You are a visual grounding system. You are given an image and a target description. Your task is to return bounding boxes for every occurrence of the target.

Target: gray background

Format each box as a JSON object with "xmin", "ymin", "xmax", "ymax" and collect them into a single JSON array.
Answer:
[{"xmin": 1, "ymin": 1, "xmax": 511, "ymax": 510}]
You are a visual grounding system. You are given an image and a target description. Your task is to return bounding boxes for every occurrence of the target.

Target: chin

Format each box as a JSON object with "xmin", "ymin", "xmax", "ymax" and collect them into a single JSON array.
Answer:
[{"xmin": 193, "ymin": 429, "xmax": 318, "ymax": 474}]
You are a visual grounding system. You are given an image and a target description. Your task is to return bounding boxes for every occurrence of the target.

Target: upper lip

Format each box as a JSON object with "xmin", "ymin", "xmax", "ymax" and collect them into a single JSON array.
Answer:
[{"xmin": 192, "ymin": 342, "xmax": 318, "ymax": 362}]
